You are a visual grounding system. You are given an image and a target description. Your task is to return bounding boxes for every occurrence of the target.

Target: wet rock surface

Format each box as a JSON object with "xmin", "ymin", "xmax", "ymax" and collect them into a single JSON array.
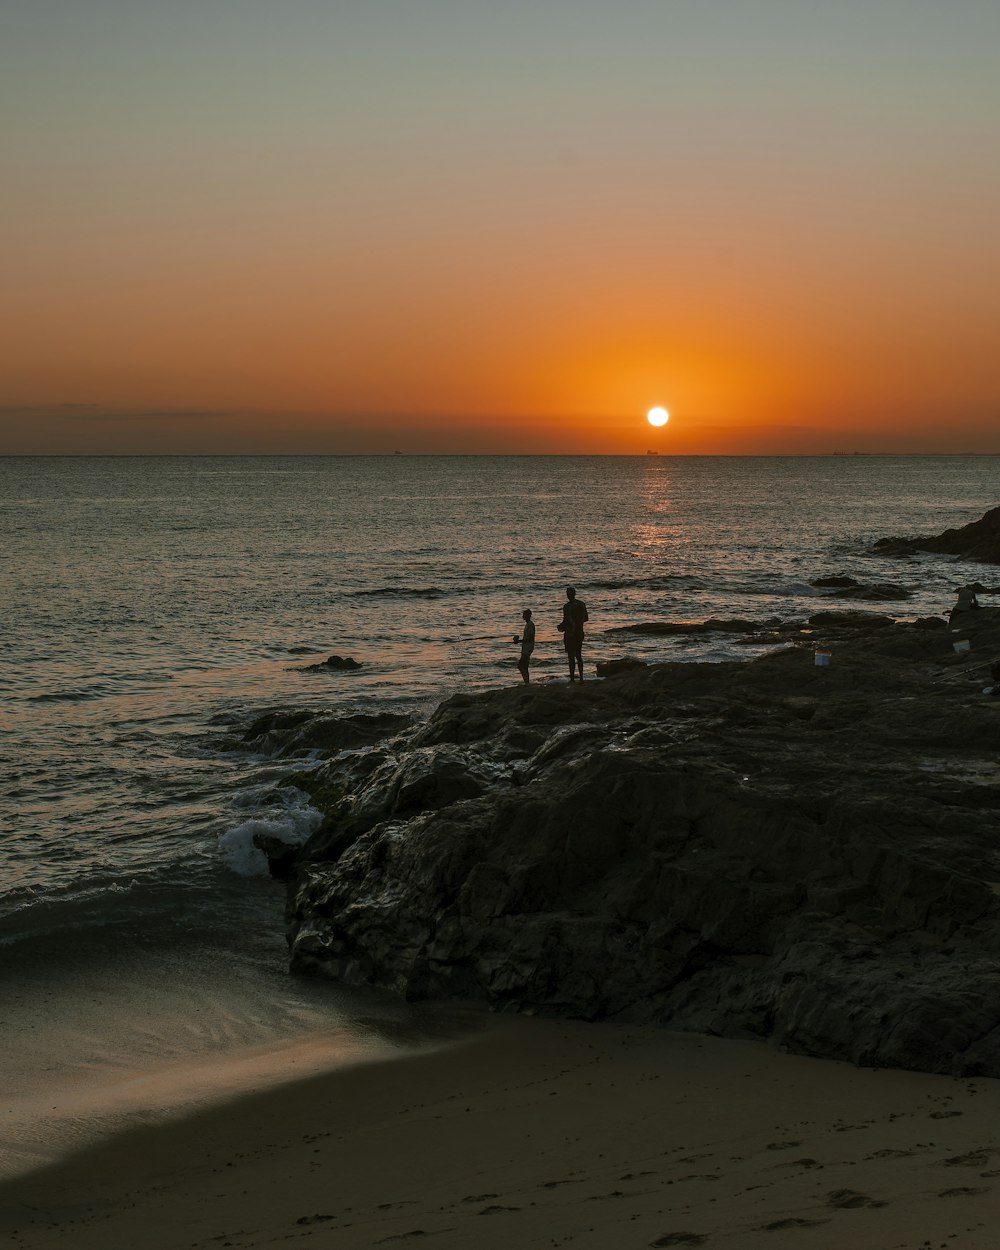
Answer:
[
  {"xmin": 595, "ymin": 657, "xmax": 649, "ymax": 677},
  {"xmin": 239, "ymin": 708, "xmax": 412, "ymax": 757},
  {"xmin": 828, "ymin": 583, "xmax": 912, "ymax": 601},
  {"xmin": 608, "ymin": 617, "xmax": 766, "ymax": 636},
  {"xmin": 297, "ymin": 653, "xmax": 364, "ymax": 672},
  {"xmin": 810, "ymin": 576, "xmax": 913, "ymax": 601},
  {"xmin": 873, "ymin": 505, "xmax": 1000, "ymax": 563},
  {"xmin": 280, "ymin": 610, "xmax": 1000, "ymax": 1077}
]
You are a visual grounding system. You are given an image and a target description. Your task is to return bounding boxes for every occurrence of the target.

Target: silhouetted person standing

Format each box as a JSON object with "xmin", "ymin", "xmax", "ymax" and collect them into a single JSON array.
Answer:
[
  {"xmin": 559, "ymin": 586, "xmax": 588, "ymax": 681},
  {"xmin": 514, "ymin": 609, "xmax": 535, "ymax": 684}
]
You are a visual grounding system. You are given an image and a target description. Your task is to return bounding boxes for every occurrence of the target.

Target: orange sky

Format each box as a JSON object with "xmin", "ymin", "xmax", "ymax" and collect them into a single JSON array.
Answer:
[{"xmin": 2, "ymin": 3, "xmax": 998, "ymax": 454}]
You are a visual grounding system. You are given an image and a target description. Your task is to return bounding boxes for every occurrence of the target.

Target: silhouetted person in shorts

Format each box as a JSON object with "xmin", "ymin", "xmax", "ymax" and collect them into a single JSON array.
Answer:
[
  {"xmin": 514, "ymin": 609, "xmax": 535, "ymax": 684},
  {"xmin": 558, "ymin": 586, "xmax": 588, "ymax": 681}
]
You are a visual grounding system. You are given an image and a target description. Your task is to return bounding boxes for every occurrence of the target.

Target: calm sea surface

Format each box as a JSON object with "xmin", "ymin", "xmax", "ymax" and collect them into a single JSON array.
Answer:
[{"xmin": 2, "ymin": 454, "xmax": 998, "ymax": 1170}]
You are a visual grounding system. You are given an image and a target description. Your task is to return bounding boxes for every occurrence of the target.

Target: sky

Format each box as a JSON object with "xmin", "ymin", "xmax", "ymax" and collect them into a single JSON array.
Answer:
[{"xmin": 2, "ymin": 0, "xmax": 998, "ymax": 454}]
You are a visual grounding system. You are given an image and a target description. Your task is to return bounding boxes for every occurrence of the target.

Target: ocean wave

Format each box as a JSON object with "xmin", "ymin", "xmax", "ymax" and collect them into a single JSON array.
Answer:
[
  {"xmin": 581, "ymin": 575, "xmax": 707, "ymax": 591},
  {"xmin": 25, "ymin": 688, "xmax": 104, "ymax": 703},
  {"xmin": 0, "ymin": 871, "xmax": 227, "ymax": 953},
  {"xmin": 732, "ymin": 581, "xmax": 820, "ymax": 598},
  {"xmin": 350, "ymin": 586, "xmax": 450, "ymax": 599},
  {"xmin": 217, "ymin": 790, "xmax": 322, "ymax": 877}
]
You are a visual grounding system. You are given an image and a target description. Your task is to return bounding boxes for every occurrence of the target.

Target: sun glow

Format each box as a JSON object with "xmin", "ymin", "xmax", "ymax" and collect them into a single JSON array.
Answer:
[{"xmin": 646, "ymin": 407, "xmax": 669, "ymax": 427}]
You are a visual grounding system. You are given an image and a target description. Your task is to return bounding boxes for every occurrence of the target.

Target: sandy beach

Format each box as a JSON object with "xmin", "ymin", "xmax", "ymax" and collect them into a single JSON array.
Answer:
[{"xmin": 3, "ymin": 1017, "xmax": 999, "ymax": 1250}]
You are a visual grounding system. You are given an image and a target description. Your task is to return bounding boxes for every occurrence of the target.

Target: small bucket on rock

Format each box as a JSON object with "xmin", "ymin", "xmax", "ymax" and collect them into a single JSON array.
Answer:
[
  {"xmin": 814, "ymin": 650, "xmax": 831, "ymax": 667},
  {"xmin": 953, "ymin": 639, "xmax": 971, "ymax": 654}
]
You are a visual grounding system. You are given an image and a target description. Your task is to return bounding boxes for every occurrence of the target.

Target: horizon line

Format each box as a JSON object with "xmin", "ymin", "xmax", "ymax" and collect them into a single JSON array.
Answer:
[{"xmin": 3, "ymin": 451, "xmax": 1000, "ymax": 460}]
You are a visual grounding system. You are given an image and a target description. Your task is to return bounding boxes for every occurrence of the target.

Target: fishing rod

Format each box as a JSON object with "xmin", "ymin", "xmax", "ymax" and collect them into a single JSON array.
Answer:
[{"xmin": 930, "ymin": 653, "xmax": 1000, "ymax": 684}]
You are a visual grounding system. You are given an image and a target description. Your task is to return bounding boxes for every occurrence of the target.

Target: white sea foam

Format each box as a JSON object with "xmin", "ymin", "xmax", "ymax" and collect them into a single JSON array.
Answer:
[
  {"xmin": 218, "ymin": 792, "xmax": 323, "ymax": 877},
  {"xmin": 735, "ymin": 580, "xmax": 820, "ymax": 597}
]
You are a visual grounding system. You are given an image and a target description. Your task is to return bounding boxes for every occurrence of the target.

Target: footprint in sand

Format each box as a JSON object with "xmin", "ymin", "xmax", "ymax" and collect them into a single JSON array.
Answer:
[
  {"xmin": 938, "ymin": 1186, "xmax": 990, "ymax": 1198},
  {"xmin": 942, "ymin": 1152, "xmax": 993, "ymax": 1168},
  {"xmin": 826, "ymin": 1189, "xmax": 887, "ymax": 1209},
  {"xmin": 649, "ymin": 1234, "xmax": 708, "ymax": 1247}
]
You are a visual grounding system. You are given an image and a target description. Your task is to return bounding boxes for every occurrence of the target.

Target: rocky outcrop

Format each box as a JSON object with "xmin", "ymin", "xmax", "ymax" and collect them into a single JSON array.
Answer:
[
  {"xmin": 810, "ymin": 576, "xmax": 913, "ymax": 600},
  {"xmin": 239, "ymin": 708, "xmax": 411, "ymax": 757},
  {"xmin": 829, "ymin": 583, "xmax": 912, "ymax": 601},
  {"xmin": 805, "ymin": 610, "xmax": 896, "ymax": 630},
  {"xmin": 281, "ymin": 610, "xmax": 1000, "ymax": 1077},
  {"xmin": 874, "ymin": 505, "xmax": 1000, "ymax": 563},
  {"xmin": 297, "ymin": 654, "xmax": 364, "ymax": 672},
  {"xmin": 608, "ymin": 618, "xmax": 766, "ymax": 636},
  {"xmin": 606, "ymin": 610, "xmax": 908, "ymax": 640},
  {"xmin": 595, "ymin": 657, "xmax": 648, "ymax": 677}
]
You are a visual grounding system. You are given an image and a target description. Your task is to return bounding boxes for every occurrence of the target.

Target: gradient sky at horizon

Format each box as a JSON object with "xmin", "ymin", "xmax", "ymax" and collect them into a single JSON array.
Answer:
[{"xmin": 2, "ymin": 0, "xmax": 998, "ymax": 454}]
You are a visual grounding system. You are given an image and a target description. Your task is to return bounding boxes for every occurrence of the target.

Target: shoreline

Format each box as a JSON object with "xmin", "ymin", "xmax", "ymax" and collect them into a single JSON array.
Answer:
[
  {"xmin": 3, "ymin": 1017, "xmax": 1000, "ymax": 1249},
  {"xmin": 0, "ymin": 1021, "xmax": 431, "ymax": 1186}
]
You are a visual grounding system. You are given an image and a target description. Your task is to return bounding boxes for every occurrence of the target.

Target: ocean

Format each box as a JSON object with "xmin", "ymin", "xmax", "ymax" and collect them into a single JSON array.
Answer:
[{"xmin": 2, "ymin": 453, "xmax": 998, "ymax": 1174}]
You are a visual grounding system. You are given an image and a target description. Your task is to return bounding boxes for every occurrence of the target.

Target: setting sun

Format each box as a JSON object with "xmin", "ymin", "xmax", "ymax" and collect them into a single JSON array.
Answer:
[{"xmin": 646, "ymin": 407, "xmax": 670, "ymax": 428}]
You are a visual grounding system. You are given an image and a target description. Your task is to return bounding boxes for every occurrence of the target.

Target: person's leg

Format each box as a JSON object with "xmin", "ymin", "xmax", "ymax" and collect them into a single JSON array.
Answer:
[
  {"xmin": 517, "ymin": 654, "xmax": 529, "ymax": 684},
  {"xmin": 574, "ymin": 644, "xmax": 584, "ymax": 679}
]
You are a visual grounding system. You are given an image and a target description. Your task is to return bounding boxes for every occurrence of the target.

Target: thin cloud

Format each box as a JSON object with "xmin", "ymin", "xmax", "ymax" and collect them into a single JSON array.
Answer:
[{"xmin": 0, "ymin": 405, "xmax": 227, "ymax": 422}]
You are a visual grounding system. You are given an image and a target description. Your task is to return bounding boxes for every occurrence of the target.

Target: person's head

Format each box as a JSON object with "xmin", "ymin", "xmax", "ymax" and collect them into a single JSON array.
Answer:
[
  {"xmin": 566, "ymin": 586, "xmax": 576, "ymax": 600},
  {"xmin": 522, "ymin": 609, "xmax": 532, "ymax": 621}
]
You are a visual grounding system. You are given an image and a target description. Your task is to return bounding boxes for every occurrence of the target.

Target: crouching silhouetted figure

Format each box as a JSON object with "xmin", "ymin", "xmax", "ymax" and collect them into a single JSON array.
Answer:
[{"xmin": 949, "ymin": 584, "xmax": 981, "ymax": 626}]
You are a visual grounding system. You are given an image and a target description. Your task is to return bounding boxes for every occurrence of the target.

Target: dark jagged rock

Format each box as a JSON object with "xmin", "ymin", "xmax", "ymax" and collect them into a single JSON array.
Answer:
[
  {"xmin": 830, "ymin": 583, "xmax": 912, "ymax": 602},
  {"xmin": 299, "ymin": 654, "xmax": 364, "ymax": 672},
  {"xmin": 806, "ymin": 610, "xmax": 896, "ymax": 630},
  {"xmin": 252, "ymin": 832, "xmax": 301, "ymax": 881},
  {"xmin": 283, "ymin": 609, "xmax": 1000, "ymax": 1078},
  {"xmin": 595, "ymin": 657, "xmax": 649, "ymax": 677},
  {"xmin": 240, "ymin": 708, "xmax": 411, "ymax": 757},
  {"xmin": 608, "ymin": 618, "xmax": 761, "ymax": 636},
  {"xmin": 873, "ymin": 505, "xmax": 1000, "ymax": 563}
]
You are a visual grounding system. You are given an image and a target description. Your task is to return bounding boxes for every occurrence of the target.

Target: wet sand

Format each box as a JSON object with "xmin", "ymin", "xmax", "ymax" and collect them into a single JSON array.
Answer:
[{"xmin": 2, "ymin": 1018, "xmax": 999, "ymax": 1249}]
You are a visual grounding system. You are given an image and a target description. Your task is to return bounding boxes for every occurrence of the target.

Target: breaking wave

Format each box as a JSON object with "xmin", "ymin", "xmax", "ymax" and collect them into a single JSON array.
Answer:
[{"xmin": 217, "ymin": 790, "xmax": 323, "ymax": 878}]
